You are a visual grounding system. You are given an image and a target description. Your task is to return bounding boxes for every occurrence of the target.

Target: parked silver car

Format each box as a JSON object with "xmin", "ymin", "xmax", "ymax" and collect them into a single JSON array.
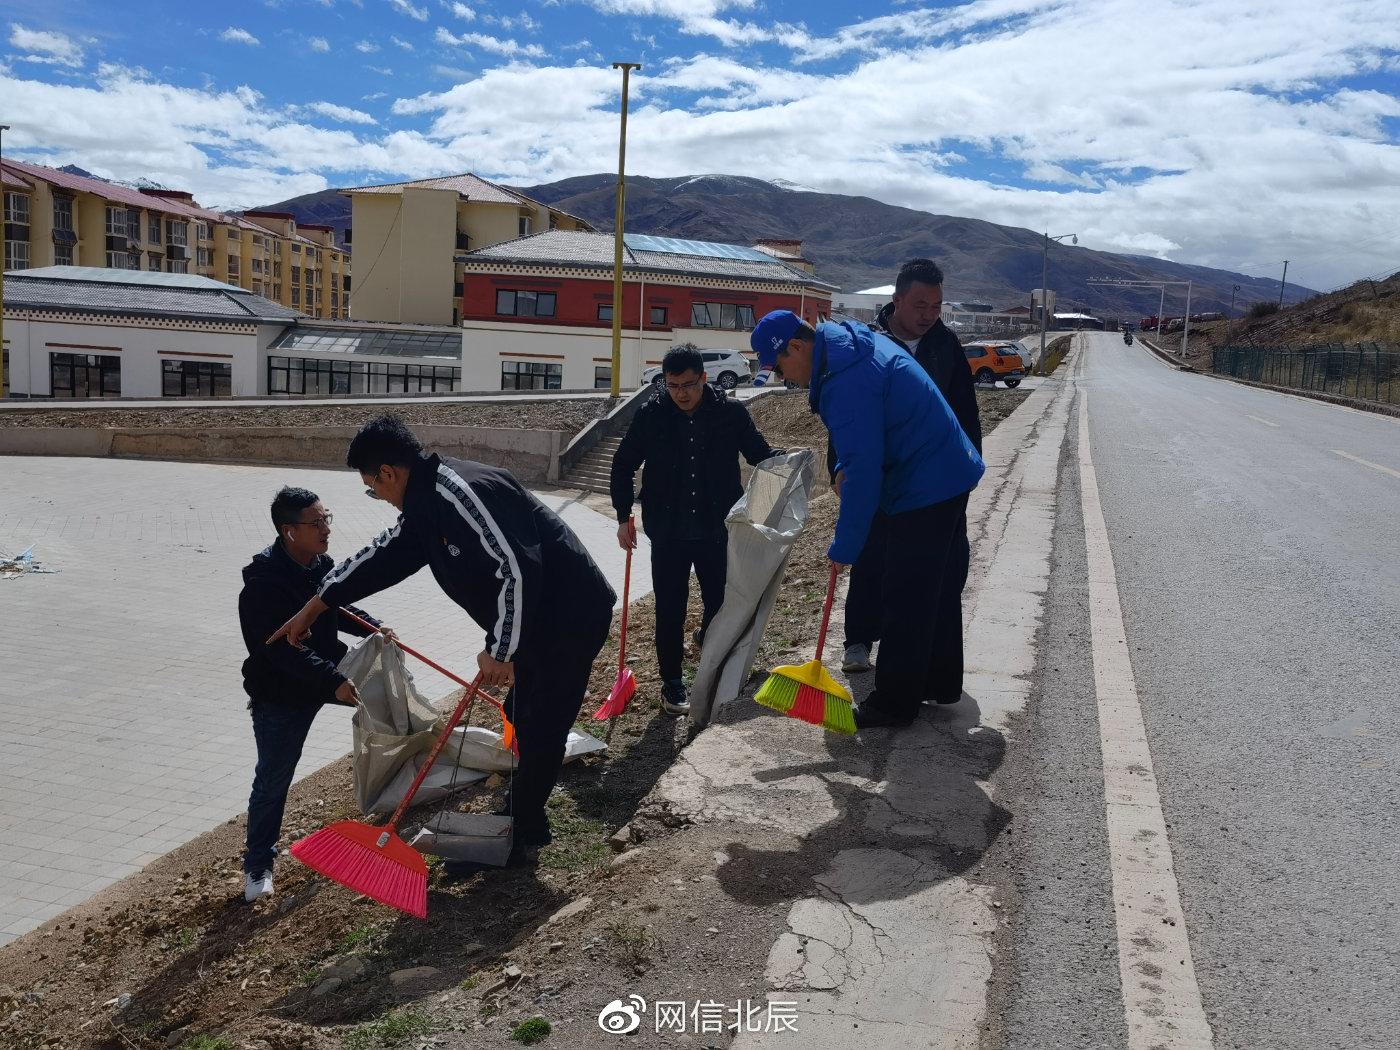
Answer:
[{"xmin": 642, "ymin": 349, "xmax": 754, "ymax": 390}]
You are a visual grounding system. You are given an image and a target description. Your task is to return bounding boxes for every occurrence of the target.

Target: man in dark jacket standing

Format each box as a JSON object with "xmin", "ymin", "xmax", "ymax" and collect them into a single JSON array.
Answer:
[
  {"xmin": 269, "ymin": 416, "xmax": 616, "ymax": 863},
  {"xmin": 836, "ymin": 258, "xmax": 982, "ymax": 710},
  {"xmin": 238, "ymin": 486, "xmax": 389, "ymax": 902},
  {"xmin": 610, "ymin": 345, "xmax": 778, "ymax": 716}
]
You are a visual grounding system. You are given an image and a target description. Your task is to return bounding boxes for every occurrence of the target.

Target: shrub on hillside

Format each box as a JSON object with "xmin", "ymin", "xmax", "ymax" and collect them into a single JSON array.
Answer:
[{"xmin": 1247, "ymin": 300, "xmax": 1281, "ymax": 319}]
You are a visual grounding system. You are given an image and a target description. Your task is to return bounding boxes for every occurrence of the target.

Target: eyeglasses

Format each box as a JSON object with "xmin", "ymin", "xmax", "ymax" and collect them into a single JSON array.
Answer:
[
  {"xmin": 364, "ymin": 486, "xmax": 384, "ymax": 501},
  {"xmin": 665, "ymin": 377, "xmax": 704, "ymax": 394},
  {"xmin": 292, "ymin": 514, "xmax": 334, "ymax": 529}
]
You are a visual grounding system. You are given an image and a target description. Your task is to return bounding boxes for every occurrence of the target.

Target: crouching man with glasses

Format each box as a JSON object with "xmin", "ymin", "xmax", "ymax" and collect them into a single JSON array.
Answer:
[
  {"xmin": 236, "ymin": 486, "xmax": 392, "ymax": 902},
  {"xmin": 610, "ymin": 345, "xmax": 781, "ymax": 716}
]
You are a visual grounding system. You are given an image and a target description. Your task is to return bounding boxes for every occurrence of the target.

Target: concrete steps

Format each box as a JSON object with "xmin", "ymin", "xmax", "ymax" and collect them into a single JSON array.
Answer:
[{"xmin": 562, "ymin": 436, "xmax": 622, "ymax": 494}]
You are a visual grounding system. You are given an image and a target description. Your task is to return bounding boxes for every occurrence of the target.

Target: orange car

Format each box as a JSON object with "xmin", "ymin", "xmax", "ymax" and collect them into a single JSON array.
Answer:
[{"xmin": 963, "ymin": 342, "xmax": 1025, "ymax": 387}]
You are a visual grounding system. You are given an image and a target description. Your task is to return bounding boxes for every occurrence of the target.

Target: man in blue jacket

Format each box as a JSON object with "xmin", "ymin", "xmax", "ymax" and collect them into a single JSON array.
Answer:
[{"xmin": 751, "ymin": 310, "xmax": 984, "ymax": 729}]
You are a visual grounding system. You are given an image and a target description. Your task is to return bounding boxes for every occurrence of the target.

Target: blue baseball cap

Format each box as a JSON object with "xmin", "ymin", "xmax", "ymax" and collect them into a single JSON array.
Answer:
[{"xmin": 749, "ymin": 310, "xmax": 803, "ymax": 368}]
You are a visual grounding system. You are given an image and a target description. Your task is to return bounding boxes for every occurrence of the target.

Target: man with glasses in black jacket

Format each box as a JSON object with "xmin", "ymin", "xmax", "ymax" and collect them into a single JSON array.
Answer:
[{"xmin": 610, "ymin": 345, "xmax": 780, "ymax": 716}]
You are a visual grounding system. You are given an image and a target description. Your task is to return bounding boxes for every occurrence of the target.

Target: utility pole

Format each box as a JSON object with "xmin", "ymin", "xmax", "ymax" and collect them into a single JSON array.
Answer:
[
  {"xmin": 1277, "ymin": 260, "xmax": 1288, "ymax": 308},
  {"xmin": 1229, "ymin": 283, "xmax": 1240, "ymax": 317},
  {"xmin": 0, "ymin": 123, "xmax": 9, "ymax": 400},
  {"xmin": 1181, "ymin": 280, "xmax": 1192, "ymax": 356},
  {"xmin": 608, "ymin": 62, "xmax": 641, "ymax": 398},
  {"xmin": 1036, "ymin": 231, "xmax": 1076, "ymax": 374}
]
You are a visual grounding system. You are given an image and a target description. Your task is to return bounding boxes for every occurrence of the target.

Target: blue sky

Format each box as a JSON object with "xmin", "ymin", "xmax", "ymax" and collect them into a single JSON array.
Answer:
[{"xmin": 4, "ymin": 0, "xmax": 1400, "ymax": 290}]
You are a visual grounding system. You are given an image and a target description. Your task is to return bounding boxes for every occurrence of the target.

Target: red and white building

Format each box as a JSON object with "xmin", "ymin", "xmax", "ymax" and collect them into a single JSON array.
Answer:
[{"xmin": 457, "ymin": 230, "xmax": 836, "ymax": 390}]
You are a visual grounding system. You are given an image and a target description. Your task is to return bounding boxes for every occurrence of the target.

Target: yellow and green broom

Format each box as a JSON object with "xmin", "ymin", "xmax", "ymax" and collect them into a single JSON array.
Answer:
[{"xmin": 755, "ymin": 563, "xmax": 856, "ymax": 734}]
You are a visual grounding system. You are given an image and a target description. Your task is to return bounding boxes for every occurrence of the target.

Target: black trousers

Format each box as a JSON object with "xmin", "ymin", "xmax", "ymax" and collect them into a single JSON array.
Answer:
[
  {"xmin": 504, "ymin": 597, "xmax": 613, "ymax": 835},
  {"xmin": 863, "ymin": 496, "xmax": 967, "ymax": 722},
  {"xmin": 650, "ymin": 530, "xmax": 728, "ymax": 682}
]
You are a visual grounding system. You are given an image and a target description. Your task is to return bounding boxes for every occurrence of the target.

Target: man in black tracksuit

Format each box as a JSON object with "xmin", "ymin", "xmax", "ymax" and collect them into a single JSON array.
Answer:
[
  {"xmin": 834, "ymin": 257, "xmax": 982, "ymax": 705},
  {"xmin": 269, "ymin": 416, "xmax": 616, "ymax": 859},
  {"xmin": 610, "ymin": 345, "xmax": 779, "ymax": 715},
  {"xmin": 238, "ymin": 486, "xmax": 387, "ymax": 901}
]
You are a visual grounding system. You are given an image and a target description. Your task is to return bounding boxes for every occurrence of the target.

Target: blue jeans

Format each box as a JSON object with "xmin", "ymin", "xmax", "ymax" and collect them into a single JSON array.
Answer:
[{"xmin": 244, "ymin": 701, "xmax": 320, "ymax": 876}]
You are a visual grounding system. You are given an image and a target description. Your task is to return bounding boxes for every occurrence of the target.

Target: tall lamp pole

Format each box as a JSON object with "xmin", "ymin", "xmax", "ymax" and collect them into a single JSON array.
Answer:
[
  {"xmin": 1036, "ymin": 231, "xmax": 1076, "ymax": 375},
  {"xmin": 1229, "ymin": 283, "xmax": 1240, "ymax": 318},
  {"xmin": 608, "ymin": 62, "xmax": 641, "ymax": 398},
  {"xmin": 0, "ymin": 123, "xmax": 9, "ymax": 400},
  {"xmin": 1277, "ymin": 260, "xmax": 1288, "ymax": 308}
]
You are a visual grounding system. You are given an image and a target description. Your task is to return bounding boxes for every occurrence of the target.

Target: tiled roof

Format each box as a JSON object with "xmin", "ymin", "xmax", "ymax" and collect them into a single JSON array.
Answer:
[
  {"xmin": 462, "ymin": 230, "xmax": 838, "ymax": 290},
  {"xmin": 2, "ymin": 167, "xmax": 32, "ymax": 190},
  {"xmin": 3, "ymin": 267, "xmax": 303, "ymax": 323},
  {"xmin": 343, "ymin": 172, "xmax": 594, "ymax": 229}
]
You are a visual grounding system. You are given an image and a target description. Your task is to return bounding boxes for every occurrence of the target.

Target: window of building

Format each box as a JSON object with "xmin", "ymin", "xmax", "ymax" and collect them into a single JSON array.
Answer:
[
  {"xmin": 597, "ymin": 304, "xmax": 613, "ymax": 322},
  {"xmin": 53, "ymin": 242, "xmax": 73, "ymax": 266},
  {"xmin": 147, "ymin": 252, "xmax": 162, "ymax": 271},
  {"xmin": 52, "ymin": 197, "xmax": 73, "ymax": 232},
  {"xmin": 500, "ymin": 360, "xmax": 562, "ymax": 390},
  {"xmin": 197, "ymin": 221, "xmax": 211, "ymax": 241},
  {"xmin": 197, "ymin": 247, "xmax": 212, "ymax": 268},
  {"xmin": 105, "ymin": 249, "xmax": 134, "ymax": 269},
  {"xmin": 251, "ymin": 258, "xmax": 263, "ymax": 274},
  {"xmin": 594, "ymin": 366, "xmax": 611, "ymax": 389},
  {"xmin": 149, "ymin": 214, "xmax": 162, "ymax": 243},
  {"xmin": 167, "ymin": 258, "xmax": 189, "ymax": 274},
  {"xmin": 50, "ymin": 352, "xmax": 120, "ymax": 398},
  {"xmin": 495, "ymin": 289, "xmax": 556, "ymax": 318},
  {"xmin": 291, "ymin": 243, "xmax": 301, "ymax": 254},
  {"xmin": 4, "ymin": 192, "xmax": 30, "ymax": 224},
  {"xmin": 267, "ymin": 356, "xmax": 460, "ymax": 397},
  {"xmin": 227, "ymin": 254, "xmax": 240, "ymax": 275},
  {"xmin": 166, "ymin": 220, "xmax": 188, "ymax": 246},
  {"xmin": 649, "ymin": 306, "xmax": 668, "ymax": 326},
  {"xmin": 291, "ymin": 265, "xmax": 301, "ymax": 284},
  {"xmin": 162, "ymin": 359, "xmax": 232, "ymax": 397},
  {"xmin": 273, "ymin": 283, "xmax": 282, "ymax": 299},
  {"xmin": 5, "ymin": 240, "xmax": 30, "ymax": 270},
  {"xmin": 518, "ymin": 215, "xmax": 533, "ymax": 238},
  {"xmin": 690, "ymin": 301, "xmax": 757, "ymax": 330},
  {"xmin": 291, "ymin": 287, "xmax": 301, "ymax": 306},
  {"xmin": 126, "ymin": 212, "xmax": 141, "ymax": 241},
  {"xmin": 273, "ymin": 261, "xmax": 282, "ymax": 279}
]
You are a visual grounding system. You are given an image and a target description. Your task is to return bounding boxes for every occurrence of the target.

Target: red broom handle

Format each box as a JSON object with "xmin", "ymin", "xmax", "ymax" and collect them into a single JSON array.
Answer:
[
  {"xmin": 381, "ymin": 671, "xmax": 485, "ymax": 836},
  {"xmin": 618, "ymin": 516, "xmax": 634, "ymax": 674},
  {"xmin": 338, "ymin": 608, "xmax": 516, "ymax": 752},
  {"xmin": 814, "ymin": 563, "xmax": 839, "ymax": 662}
]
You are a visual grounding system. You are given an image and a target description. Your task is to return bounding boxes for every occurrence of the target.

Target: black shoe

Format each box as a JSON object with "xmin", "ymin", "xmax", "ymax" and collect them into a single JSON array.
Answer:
[
  {"xmin": 926, "ymin": 695, "xmax": 963, "ymax": 706},
  {"xmin": 853, "ymin": 703, "xmax": 915, "ymax": 730},
  {"xmin": 660, "ymin": 680, "xmax": 691, "ymax": 717},
  {"xmin": 491, "ymin": 808, "xmax": 552, "ymax": 848}
]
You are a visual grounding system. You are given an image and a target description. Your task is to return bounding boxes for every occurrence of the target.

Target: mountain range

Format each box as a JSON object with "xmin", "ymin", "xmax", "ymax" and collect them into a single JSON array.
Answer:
[{"xmin": 257, "ymin": 174, "xmax": 1312, "ymax": 318}]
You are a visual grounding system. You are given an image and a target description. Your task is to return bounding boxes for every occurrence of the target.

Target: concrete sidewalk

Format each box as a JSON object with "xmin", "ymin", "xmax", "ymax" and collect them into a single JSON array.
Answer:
[
  {"xmin": 636, "ymin": 347, "xmax": 1078, "ymax": 1048},
  {"xmin": 0, "ymin": 457, "xmax": 651, "ymax": 945}
]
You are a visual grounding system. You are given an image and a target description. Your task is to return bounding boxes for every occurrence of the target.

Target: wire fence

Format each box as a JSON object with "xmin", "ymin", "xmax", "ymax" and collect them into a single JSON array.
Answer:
[{"xmin": 1212, "ymin": 343, "xmax": 1400, "ymax": 407}]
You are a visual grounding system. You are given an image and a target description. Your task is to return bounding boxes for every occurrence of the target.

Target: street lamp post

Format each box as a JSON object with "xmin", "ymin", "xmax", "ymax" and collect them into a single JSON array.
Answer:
[
  {"xmin": 1229, "ymin": 283, "xmax": 1240, "ymax": 319},
  {"xmin": 1036, "ymin": 231, "xmax": 1077, "ymax": 375},
  {"xmin": 608, "ymin": 62, "xmax": 641, "ymax": 398}
]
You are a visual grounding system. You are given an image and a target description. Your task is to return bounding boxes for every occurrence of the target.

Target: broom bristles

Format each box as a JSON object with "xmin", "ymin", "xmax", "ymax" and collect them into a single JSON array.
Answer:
[
  {"xmin": 290, "ymin": 821, "xmax": 428, "ymax": 919},
  {"xmin": 593, "ymin": 669, "xmax": 636, "ymax": 720},
  {"xmin": 755, "ymin": 670, "xmax": 856, "ymax": 735}
]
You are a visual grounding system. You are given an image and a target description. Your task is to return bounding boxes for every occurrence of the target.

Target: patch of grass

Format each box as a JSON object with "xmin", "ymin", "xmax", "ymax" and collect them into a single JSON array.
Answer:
[
  {"xmin": 539, "ymin": 793, "xmax": 609, "ymax": 872},
  {"xmin": 511, "ymin": 1016, "xmax": 552, "ymax": 1044},
  {"xmin": 337, "ymin": 922, "xmax": 378, "ymax": 954},
  {"xmin": 299, "ymin": 967, "xmax": 322, "ymax": 987},
  {"xmin": 604, "ymin": 918, "xmax": 655, "ymax": 970},
  {"xmin": 178, "ymin": 1037, "xmax": 235, "ymax": 1050},
  {"xmin": 173, "ymin": 926, "xmax": 198, "ymax": 951},
  {"xmin": 343, "ymin": 1009, "xmax": 433, "ymax": 1050}
]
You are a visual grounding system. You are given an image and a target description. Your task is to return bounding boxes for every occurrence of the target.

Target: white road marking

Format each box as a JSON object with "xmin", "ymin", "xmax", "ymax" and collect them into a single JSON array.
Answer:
[
  {"xmin": 1246, "ymin": 414, "xmax": 1280, "ymax": 428},
  {"xmin": 1078, "ymin": 397, "xmax": 1215, "ymax": 1049},
  {"xmin": 1329, "ymin": 448, "xmax": 1400, "ymax": 480}
]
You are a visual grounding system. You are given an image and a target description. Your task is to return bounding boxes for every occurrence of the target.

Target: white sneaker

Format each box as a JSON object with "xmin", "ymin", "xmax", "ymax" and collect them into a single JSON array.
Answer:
[
  {"xmin": 842, "ymin": 644, "xmax": 872, "ymax": 673},
  {"xmin": 243, "ymin": 871, "xmax": 274, "ymax": 902}
]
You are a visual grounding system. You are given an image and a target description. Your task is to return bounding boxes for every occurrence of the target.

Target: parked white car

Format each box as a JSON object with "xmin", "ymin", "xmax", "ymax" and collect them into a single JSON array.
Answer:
[{"xmin": 642, "ymin": 349, "xmax": 754, "ymax": 390}]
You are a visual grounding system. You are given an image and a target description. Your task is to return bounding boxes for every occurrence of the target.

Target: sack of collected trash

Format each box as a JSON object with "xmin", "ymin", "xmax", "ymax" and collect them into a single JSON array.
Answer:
[
  {"xmin": 688, "ymin": 448, "xmax": 817, "ymax": 727},
  {"xmin": 338, "ymin": 634, "xmax": 606, "ymax": 816}
]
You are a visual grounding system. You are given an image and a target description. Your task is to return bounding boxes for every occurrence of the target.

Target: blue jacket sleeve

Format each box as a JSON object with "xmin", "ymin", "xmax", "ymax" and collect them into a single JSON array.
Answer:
[{"xmin": 823, "ymin": 379, "xmax": 885, "ymax": 564}]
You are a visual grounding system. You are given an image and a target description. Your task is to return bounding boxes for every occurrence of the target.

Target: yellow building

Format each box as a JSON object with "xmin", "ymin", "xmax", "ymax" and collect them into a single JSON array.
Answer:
[
  {"xmin": 342, "ymin": 172, "xmax": 591, "ymax": 325},
  {"xmin": 1, "ymin": 160, "xmax": 348, "ymax": 320}
]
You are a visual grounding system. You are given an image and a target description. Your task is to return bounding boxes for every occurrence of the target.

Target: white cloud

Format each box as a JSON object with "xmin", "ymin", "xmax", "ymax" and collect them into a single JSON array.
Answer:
[
  {"xmin": 391, "ymin": 35, "xmax": 415, "ymax": 50},
  {"xmin": 309, "ymin": 36, "xmax": 331, "ymax": 52},
  {"xmin": 219, "ymin": 27, "xmax": 261, "ymax": 46},
  {"xmin": 389, "ymin": 0, "xmax": 430, "ymax": 19},
  {"xmin": 366, "ymin": 64, "xmax": 395, "ymax": 75},
  {"xmin": 484, "ymin": 12, "xmax": 540, "ymax": 32},
  {"xmin": 9, "ymin": 24, "xmax": 84, "ymax": 67},
  {"xmin": 448, "ymin": 1, "xmax": 477, "ymax": 20},
  {"xmin": 355, "ymin": 40, "xmax": 380, "ymax": 53},
  {"xmin": 436, "ymin": 27, "xmax": 545, "ymax": 58},
  {"xmin": 306, "ymin": 100, "xmax": 378, "ymax": 124}
]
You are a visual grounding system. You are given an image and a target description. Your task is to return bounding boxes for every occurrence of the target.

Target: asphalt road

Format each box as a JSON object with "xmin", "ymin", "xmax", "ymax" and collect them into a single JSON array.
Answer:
[{"xmin": 1000, "ymin": 334, "xmax": 1400, "ymax": 1048}]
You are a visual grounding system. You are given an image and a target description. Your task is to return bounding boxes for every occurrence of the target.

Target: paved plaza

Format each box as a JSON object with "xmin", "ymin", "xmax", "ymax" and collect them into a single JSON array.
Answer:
[{"xmin": 0, "ymin": 455, "xmax": 650, "ymax": 945}]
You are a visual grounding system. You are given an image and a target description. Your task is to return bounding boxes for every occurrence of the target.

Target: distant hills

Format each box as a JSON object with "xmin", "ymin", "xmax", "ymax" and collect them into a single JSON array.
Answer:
[{"xmin": 258, "ymin": 174, "xmax": 1313, "ymax": 317}]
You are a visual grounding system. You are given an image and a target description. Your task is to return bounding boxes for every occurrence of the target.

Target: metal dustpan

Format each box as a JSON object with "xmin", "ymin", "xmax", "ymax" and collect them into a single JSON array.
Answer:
[{"xmin": 408, "ymin": 812, "xmax": 514, "ymax": 867}]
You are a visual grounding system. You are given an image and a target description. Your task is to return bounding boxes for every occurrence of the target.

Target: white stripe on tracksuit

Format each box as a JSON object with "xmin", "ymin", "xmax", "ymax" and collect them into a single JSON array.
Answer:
[
  {"xmin": 318, "ymin": 521, "xmax": 402, "ymax": 594},
  {"xmin": 435, "ymin": 464, "xmax": 524, "ymax": 662}
]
